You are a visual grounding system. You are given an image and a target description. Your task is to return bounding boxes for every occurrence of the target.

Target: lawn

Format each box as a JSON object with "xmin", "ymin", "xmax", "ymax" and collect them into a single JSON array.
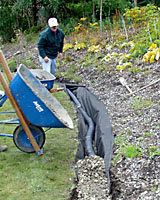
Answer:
[{"xmin": 0, "ymin": 79, "xmax": 78, "ymax": 200}]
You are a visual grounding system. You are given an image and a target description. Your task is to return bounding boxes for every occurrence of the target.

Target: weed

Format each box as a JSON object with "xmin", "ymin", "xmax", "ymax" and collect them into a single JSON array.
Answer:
[
  {"xmin": 123, "ymin": 145, "xmax": 142, "ymax": 158},
  {"xmin": 128, "ymin": 66, "xmax": 143, "ymax": 74},
  {"xmin": 144, "ymin": 132, "xmax": 153, "ymax": 137},
  {"xmin": 6, "ymin": 57, "xmax": 17, "ymax": 72},
  {"xmin": 97, "ymin": 65, "xmax": 105, "ymax": 73},
  {"xmin": 132, "ymin": 96, "xmax": 152, "ymax": 110},
  {"xmin": 73, "ymin": 76, "xmax": 82, "ymax": 83},
  {"xmin": 149, "ymin": 145, "xmax": 160, "ymax": 158},
  {"xmin": 21, "ymin": 57, "xmax": 36, "ymax": 69}
]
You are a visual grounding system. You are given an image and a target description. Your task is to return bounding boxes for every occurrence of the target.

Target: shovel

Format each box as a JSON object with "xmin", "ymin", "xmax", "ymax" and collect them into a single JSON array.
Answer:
[
  {"xmin": 5, "ymin": 51, "xmax": 22, "ymax": 60},
  {"xmin": 119, "ymin": 77, "xmax": 132, "ymax": 93}
]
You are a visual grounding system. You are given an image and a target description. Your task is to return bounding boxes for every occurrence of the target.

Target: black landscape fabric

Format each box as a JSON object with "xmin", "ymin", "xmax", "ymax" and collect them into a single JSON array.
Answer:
[{"xmin": 64, "ymin": 84, "xmax": 114, "ymax": 184}]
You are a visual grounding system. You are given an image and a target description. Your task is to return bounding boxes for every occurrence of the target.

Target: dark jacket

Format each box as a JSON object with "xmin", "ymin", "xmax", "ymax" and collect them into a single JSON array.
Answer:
[{"xmin": 37, "ymin": 28, "xmax": 64, "ymax": 59}]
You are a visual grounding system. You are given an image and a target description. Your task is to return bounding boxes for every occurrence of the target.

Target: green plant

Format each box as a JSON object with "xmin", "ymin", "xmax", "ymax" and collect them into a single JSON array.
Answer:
[
  {"xmin": 74, "ymin": 42, "xmax": 86, "ymax": 51},
  {"xmin": 144, "ymin": 132, "xmax": 153, "ymax": 137},
  {"xmin": 88, "ymin": 45, "xmax": 101, "ymax": 53},
  {"xmin": 6, "ymin": 57, "xmax": 17, "ymax": 72},
  {"xmin": 0, "ymin": 5, "xmax": 17, "ymax": 43},
  {"xmin": 73, "ymin": 76, "xmax": 82, "ymax": 83},
  {"xmin": 132, "ymin": 96, "xmax": 152, "ymax": 110},
  {"xmin": 113, "ymin": 130, "xmax": 130, "ymax": 163},
  {"xmin": 128, "ymin": 66, "xmax": 143, "ymax": 74},
  {"xmin": 123, "ymin": 145, "xmax": 142, "ymax": 158},
  {"xmin": 21, "ymin": 57, "xmax": 36, "ymax": 69},
  {"xmin": 63, "ymin": 43, "xmax": 73, "ymax": 52},
  {"xmin": 149, "ymin": 145, "xmax": 160, "ymax": 158},
  {"xmin": 143, "ymin": 43, "xmax": 160, "ymax": 63},
  {"xmin": 25, "ymin": 33, "xmax": 39, "ymax": 43},
  {"xmin": 124, "ymin": 4, "xmax": 160, "ymax": 58},
  {"xmin": 65, "ymin": 72, "xmax": 75, "ymax": 80},
  {"xmin": 98, "ymin": 65, "xmax": 105, "ymax": 73}
]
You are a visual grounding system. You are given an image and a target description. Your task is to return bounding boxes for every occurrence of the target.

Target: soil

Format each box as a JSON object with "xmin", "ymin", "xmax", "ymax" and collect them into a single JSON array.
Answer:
[{"xmin": 1, "ymin": 40, "xmax": 160, "ymax": 199}]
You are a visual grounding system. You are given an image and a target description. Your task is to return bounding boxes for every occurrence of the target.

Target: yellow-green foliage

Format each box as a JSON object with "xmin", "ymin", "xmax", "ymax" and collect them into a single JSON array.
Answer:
[
  {"xmin": 143, "ymin": 43, "xmax": 160, "ymax": 63},
  {"xmin": 72, "ymin": 17, "xmax": 99, "ymax": 45},
  {"xmin": 74, "ymin": 43, "xmax": 86, "ymax": 51},
  {"xmin": 75, "ymin": 18, "xmax": 99, "ymax": 33},
  {"xmin": 124, "ymin": 4, "xmax": 159, "ymax": 23},
  {"xmin": 119, "ymin": 53, "xmax": 132, "ymax": 63},
  {"xmin": 102, "ymin": 52, "xmax": 119, "ymax": 62},
  {"xmin": 88, "ymin": 45, "xmax": 100, "ymax": 53},
  {"xmin": 116, "ymin": 62, "xmax": 132, "ymax": 71},
  {"xmin": 63, "ymin": 43, "xmax": 73, "ymax": 52}
]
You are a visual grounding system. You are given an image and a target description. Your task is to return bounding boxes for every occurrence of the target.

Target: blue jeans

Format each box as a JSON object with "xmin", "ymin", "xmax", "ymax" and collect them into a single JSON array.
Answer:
[{"xmin": 39, "ymin": 56, "xmax": 56, "ymax": 75}]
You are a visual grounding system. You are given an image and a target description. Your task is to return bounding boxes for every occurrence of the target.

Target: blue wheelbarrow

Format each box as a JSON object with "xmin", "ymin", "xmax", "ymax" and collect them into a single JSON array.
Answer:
[{"xmin": 0, "ymin": 50, "xmax": 73, "ymax": 154}]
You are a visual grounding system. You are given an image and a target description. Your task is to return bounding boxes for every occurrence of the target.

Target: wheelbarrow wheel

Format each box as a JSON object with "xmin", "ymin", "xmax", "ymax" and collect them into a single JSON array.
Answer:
[{"xmin": 13, "ymin": 124, "xmax": 45, "ymax": 153}]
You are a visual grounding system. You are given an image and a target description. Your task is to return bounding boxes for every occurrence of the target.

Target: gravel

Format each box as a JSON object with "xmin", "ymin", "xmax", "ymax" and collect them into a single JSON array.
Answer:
[
  {"xmin": 75, "ymin": 58, "xmax": 160, "ymax": 200},
  {"xmin": 76, "ymin": 156, "xmax": 110, "ymax": 200}
]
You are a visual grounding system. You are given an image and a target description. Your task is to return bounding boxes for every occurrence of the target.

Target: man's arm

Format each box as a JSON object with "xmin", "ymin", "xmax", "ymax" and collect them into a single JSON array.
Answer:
[
  {"xmin": 59, "ymin": 32, "xmax": 64, "ymax": 53},
  {"xmin": 37, "ymin": 36, "xmax": 47, "ymax": 58}
]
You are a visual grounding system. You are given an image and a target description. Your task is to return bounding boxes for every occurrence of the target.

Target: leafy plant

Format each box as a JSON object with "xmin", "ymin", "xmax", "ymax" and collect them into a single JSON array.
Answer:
[
  {"xmin": 21, "ymin": 57, "xmax": 36, "ymax": 69},
  {"xmin": 88, "ymin": 45, "xmax": 101, "ymax": 53},
  {"xmin": 74, "ymin": 42, "xmax": 86, "ymax": 51},
  {"xmin": 128, "ymin": 65, "xmax": 144, "ymax": 74},
  {"xmin": 124, "ymin": 4, "xmax": 160, "ymax": 58},
  {"xmin": 123, "ymin": 145, "xmax": 143, "ymax": 158},
  {"xmin": 143, "ymin": 43, "xmax": 160, "ymax": 63},
  {"xmin": 149, "ymin": 145, "xmax": 160, "ymax": 158},
  {"xmin": 6, "ymin": 57, "xmax": 17, "ymax": 72},
  {"xmin": 63, "ymin": 43, "xmax": 73, "ymax": 52}
]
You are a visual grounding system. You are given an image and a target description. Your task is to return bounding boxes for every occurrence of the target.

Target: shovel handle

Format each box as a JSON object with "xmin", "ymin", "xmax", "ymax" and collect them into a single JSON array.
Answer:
[
  {"xmin": 125, "ymin": 85, "xmax": 132, "ymax": 93},
  {"xmin": 126, "ymin": 79, "xmax": 160, "ymax": 96}
]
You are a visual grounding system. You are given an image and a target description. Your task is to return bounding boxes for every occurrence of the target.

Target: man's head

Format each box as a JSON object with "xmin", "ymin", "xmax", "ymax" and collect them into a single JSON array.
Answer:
[{"xmin": 48, "ymin": 18, "xmax": 59, "ymax": 32}]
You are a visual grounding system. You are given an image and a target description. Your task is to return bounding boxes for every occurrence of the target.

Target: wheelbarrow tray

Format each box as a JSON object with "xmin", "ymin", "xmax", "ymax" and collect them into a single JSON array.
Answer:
[
  {"xmin": 30, "ymin": 69, "xmax": 56, "ymax": 90},
  {"xmin": 9, "ymin": 64, "xmax": 74, "ymax": 129}
]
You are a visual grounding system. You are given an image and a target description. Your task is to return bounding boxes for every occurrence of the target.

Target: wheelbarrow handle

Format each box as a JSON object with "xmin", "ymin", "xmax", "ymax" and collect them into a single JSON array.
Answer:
[
  {"xmin": 49, "ymin": 88, "xmax": 64, "ymax": 93},
  {"xmin": 0, "ymin": 50, "xmax": 12, "ymax": 82},
  {"xmin": 0, "ymin": 50, "xmax": 42, "ymax": 155},
  {"xmin": 0, "ymin": 71, "xmax": 42, "ymax": 154}
]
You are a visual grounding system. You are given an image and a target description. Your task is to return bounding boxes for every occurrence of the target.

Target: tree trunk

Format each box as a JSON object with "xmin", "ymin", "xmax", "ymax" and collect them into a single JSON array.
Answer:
[
  {"xmin": 100, "ymin": 0, "xmax": 103, "ymax": 37},
  {"xmin": 32, "ymin": 0, "xmax": 38, "ymax": 26},
  {"xmin": 92, "ymin": 0, "xmax": 95, "ymax": 21},
  {"xmin": 26, "ymin": 11, "xmax": 31, "ymax": 31},
  {"xmin": 134, "ymin": 0, "xmax": 138, "ymax": 7}
]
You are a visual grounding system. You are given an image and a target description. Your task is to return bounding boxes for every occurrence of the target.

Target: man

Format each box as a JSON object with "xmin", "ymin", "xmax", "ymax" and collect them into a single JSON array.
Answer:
[
  {"xmin": 0, "ymin": 145, "xmax": 7, "ymax": 152},
  {"xmin": 37, "ymin": 17, "xmax": 64, "ymax": 75}
]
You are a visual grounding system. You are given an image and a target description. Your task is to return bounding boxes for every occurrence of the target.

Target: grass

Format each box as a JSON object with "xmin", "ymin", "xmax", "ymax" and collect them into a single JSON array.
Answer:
[{"xmin": 0, "ymin": 76, "xmax": 78, "ymax": 200}]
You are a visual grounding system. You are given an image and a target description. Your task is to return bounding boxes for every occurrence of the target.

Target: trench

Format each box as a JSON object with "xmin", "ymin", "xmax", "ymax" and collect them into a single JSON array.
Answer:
[{"xmin": 61, "ymin": 84, "xmax": 115, "ymax": 199}]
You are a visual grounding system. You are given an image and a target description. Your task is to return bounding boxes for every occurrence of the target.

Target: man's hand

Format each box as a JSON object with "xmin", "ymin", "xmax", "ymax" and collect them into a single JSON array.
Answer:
[
  {"xmin": 44, "ymin": 56, "xmax": 49, "ymax": 62},
  {"xmin": 58, "ymin": 52, "xmax": 63, "ymax": 57}
]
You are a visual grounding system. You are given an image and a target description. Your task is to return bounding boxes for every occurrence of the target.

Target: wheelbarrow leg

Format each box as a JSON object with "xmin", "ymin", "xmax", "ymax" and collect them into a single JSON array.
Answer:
[{"xmin": 0, "ymin": 50, "xmax": 42, "ymax": 155}]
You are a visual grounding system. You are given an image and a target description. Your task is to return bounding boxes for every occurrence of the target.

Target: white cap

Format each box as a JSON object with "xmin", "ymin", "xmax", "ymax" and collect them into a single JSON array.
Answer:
[{"xmin": 48, "ymin": 18, "xmax": 59, "ymax": 27}]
